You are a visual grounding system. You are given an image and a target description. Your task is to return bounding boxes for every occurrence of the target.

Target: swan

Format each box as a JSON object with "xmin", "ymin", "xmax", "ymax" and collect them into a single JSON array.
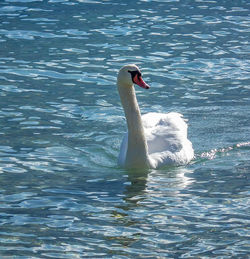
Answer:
[{"xmin": 117, "ymin": 64, "xmax": 194, "ymax": 169}]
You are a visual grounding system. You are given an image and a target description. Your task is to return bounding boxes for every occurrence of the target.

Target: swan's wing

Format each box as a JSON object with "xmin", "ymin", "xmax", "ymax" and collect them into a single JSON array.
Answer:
[
  {"xmin": 118, "ymin": 132, "xmax": 128, "ymax": 167},
  {"xmin": 142, "ymin": 112, "xmax": 187, "ymax": 154},
  {"xmin": 142, "ymin": 112, "xmax": 194, "ymax": 167}
]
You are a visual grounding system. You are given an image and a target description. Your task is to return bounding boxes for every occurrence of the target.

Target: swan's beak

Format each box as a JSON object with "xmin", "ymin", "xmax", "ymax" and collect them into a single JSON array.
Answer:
[{"xmin": 134, "ymin": 74, "xmax": 150, "ymax": 89}]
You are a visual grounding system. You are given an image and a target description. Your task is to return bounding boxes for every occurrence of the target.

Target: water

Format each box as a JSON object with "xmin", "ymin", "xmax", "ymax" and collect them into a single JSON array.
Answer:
[{"xmin": 0, "ymin": 0, "xmax": 249, "ymax": 258}]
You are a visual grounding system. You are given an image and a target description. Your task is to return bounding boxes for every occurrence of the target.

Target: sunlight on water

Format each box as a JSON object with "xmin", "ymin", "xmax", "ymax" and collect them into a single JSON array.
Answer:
[
  {"xmin": 0, "ymin": 0, "xmax": 249, "ymax": 258},
  {"xmin": 198, "ymin": 142, "xmax": 250, "ymax": 161}
]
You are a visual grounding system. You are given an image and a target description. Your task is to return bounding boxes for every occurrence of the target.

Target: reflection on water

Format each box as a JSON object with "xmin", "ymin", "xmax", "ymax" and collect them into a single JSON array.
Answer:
[{"xmin": 0, "ymin": 0, "xmax": 249, "ymax": 258}]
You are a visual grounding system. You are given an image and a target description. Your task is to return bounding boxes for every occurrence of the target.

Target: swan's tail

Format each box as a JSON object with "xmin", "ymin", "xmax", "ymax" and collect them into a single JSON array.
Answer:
[{"xmin": 195, "ymin": 141, "xmax": 250, "ymax": 161}]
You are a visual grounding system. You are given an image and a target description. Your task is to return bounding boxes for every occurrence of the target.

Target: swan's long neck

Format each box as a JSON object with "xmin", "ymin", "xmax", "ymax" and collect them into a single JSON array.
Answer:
[{"xmin": 118, "ymin": 82, "xmax": 150, "ymax": 168}]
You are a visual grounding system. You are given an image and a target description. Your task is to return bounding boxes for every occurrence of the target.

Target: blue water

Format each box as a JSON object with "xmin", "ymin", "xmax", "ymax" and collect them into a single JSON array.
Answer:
[{"xmin": 0, "ymin": 0, "xmax": 250, "ymax": 258}]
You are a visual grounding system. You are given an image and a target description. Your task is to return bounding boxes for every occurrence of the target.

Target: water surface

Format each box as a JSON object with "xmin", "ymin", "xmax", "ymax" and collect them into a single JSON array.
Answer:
[{"xmin": 0, "ymin": 0, "xmax": 249, "ymax": 258}]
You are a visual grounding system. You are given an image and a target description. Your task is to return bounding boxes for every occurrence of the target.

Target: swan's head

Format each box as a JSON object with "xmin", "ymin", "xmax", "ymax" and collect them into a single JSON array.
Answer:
[{"xmin": 117, "ymin": 64, "xmax": 150, "ymax": 89}]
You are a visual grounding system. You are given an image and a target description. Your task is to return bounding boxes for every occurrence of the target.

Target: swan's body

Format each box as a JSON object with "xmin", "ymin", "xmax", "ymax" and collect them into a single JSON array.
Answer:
[{"xmin": 117, "ymin": 64, "xmax": 194, "ymax": 169}]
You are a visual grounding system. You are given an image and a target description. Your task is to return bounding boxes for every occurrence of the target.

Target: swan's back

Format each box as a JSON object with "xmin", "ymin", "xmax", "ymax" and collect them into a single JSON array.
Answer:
[
  {"xmin": 142, "ymin": 112, "xmax": 194, "ymax": 168},
  {"xmin": 118, "ymin": 112, "xmax": 194, "ymax": 169}
]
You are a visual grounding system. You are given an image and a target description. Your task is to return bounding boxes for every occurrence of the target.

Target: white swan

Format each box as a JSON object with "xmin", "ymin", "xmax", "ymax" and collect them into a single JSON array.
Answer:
[{"xmin": 117, "ymin": 64, "xmax": 194, "ymax": 169}]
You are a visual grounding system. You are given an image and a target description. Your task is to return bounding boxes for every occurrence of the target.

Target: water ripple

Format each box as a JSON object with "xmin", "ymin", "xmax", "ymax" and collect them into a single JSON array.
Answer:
[{"xmin": 0, "ymin": 0, "xmax": 249, "ymax": 258}]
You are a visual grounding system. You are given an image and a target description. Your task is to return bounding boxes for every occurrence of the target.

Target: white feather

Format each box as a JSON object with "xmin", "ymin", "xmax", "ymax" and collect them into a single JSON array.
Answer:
[{"xmin": 119, "ymin": 112, "xmax": 194, "ymax": 168}]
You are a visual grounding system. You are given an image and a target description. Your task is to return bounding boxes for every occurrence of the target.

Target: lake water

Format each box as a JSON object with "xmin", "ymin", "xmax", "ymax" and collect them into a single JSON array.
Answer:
[{"xmin": 0, "ymin": 0, "xmax": 249, "ymax": 258}]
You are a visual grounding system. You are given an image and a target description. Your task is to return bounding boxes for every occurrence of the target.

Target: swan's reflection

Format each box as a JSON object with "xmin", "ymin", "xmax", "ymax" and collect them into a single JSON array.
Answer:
[
  {"xmin": 123, "ymin": 166, "xmax": 194, "ymax": 207},
  {"xmin": 111, "ymin": 166, "xmax": 194, "ymax": 247},
  {"xmin": 124, "ymin": 168, "xmax": 149, "ymax": 204}
]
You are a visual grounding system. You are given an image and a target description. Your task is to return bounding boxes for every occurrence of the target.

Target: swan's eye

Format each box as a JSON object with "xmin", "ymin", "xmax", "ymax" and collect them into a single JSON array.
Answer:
[{"xmin": 128, "ymin": 70, "xmax": 141, "ymax": 83}]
